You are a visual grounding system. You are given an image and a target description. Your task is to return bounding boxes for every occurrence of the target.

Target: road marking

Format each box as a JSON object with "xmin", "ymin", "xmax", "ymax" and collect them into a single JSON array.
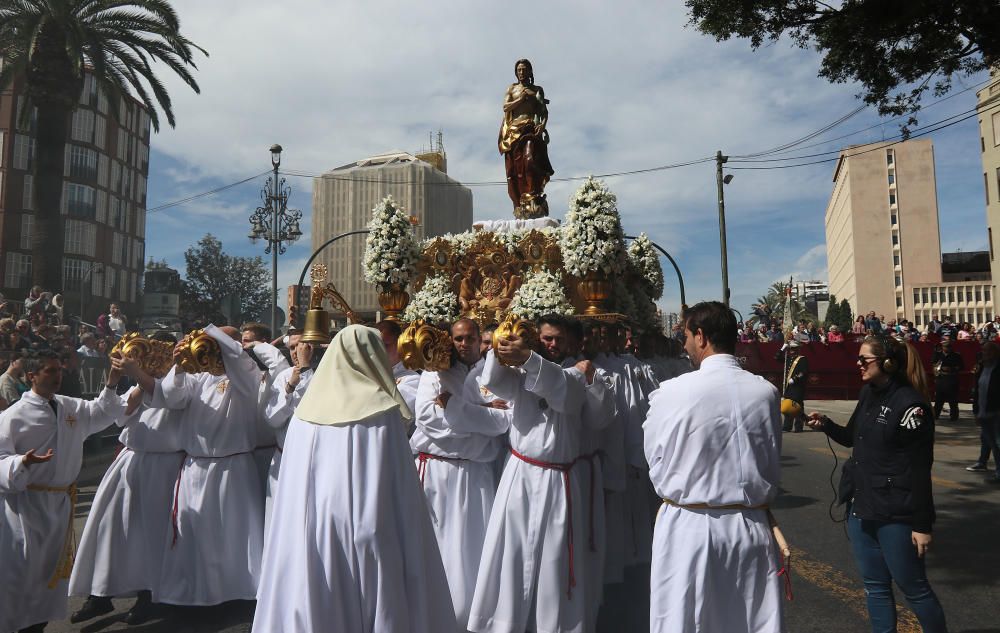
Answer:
[
  {"xmin": 791, "ymin": 545, "xmax": 921, "ymax": 633},
  {"xmin": 805, "ymin": 447, "xmax": 968, "ymax": 490}
]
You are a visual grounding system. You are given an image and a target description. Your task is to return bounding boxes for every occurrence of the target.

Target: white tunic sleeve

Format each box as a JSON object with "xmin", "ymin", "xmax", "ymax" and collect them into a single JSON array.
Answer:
[
  {"xmin": 481, "ymin": 350, "xmax": 522, "ymax": 403},
  {"xmin": 444, "ymin": 388, "xmax": 511, "ymax": 436},
  {"xmin": 520, "ymin": 352, "xmax": 578, "ymax": 414},
  {"xmin": 205, "ymin": 324, "xmax": 261, "ymax": 397},
  {"xmin": 60, "ymin": 386, "xmax": 129, "ymax": 437},
  {"xmin": 0, "ymin": 413, "xmax": 27, "ymax": 493},
  {"xmin": 265, "ymin": 367, "xmax": 311, "ymax": 429}
]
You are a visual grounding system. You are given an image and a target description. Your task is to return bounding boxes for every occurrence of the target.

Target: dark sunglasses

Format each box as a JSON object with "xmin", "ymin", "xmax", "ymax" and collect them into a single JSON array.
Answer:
[{"xmin": 857, "ymin": 355, "xmax": 878, "ymax": 365}]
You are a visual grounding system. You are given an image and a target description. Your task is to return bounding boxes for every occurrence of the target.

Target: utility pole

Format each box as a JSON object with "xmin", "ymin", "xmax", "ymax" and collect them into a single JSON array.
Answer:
[{"xmin": 716, "ymin": 150, "xmax": 730, "ymax": 306}]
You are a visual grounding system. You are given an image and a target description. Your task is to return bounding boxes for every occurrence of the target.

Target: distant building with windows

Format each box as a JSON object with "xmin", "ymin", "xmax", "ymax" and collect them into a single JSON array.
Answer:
[
  {"xmin": 0, "ymin": 68, "xmax": 150, "ymax": 321},
  {"xmin": 824, "ymin": 139, "xmax": 993, "ymax": 328},
  {"xmin": 978, "ymin": 69, "xmax": 1000, "ymax": 303},
  {"xmin": 311, "ymin": 139, "xmax": 472, "ymax": 318}
]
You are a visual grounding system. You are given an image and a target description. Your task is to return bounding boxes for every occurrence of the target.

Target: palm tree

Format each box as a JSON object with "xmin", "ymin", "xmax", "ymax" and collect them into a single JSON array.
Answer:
[{"xmin": 0, "ymin": 0, "xmax": 206, "ymax": 290}]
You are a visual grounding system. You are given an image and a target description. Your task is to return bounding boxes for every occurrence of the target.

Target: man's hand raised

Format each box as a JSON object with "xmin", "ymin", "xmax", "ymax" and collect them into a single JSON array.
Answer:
[
  {"xmin": 575, "ymin": 360, "xmax": 596, "ymax": 384},
  {"xmin": 496, "ymin": 335, "xmax": 531, "ymax": 367},
  {"xmin": 22, "ymin": 448, "xmax": 54, "ymax": 468}
]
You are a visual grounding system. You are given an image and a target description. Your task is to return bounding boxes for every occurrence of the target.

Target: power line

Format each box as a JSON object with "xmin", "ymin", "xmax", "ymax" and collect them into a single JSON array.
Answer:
[
  {"xmin": 147, "ymin": 170, "xmax": 270, "ymax": 212},
  {"xmin": 728, "ymin": 102, "xmax": 995, "ymax": 171}
]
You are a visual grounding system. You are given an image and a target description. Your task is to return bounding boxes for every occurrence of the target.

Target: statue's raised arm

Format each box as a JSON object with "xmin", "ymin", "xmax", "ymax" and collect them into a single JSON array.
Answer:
[{"xmin": 499, "ymin": 59, "xmax": 554, "ymax": 219}]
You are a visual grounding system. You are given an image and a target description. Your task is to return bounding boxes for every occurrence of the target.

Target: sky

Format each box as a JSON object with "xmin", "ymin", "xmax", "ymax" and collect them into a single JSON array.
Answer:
[{"xmin": 142, "ymin": 0, "xmax": 991, "ymax": 322}]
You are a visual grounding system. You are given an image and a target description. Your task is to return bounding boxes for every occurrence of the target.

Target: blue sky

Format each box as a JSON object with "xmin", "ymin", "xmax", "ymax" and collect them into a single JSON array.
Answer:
[{"xmin": 142, "ymin": 0, "xmax": 990, "ymax": 320}]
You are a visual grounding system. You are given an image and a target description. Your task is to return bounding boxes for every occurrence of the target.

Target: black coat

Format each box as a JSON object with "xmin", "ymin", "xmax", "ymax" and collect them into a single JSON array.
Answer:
[
  {"xmin": 971, "ymin": 362, "xmax": 1000, "ymax": 418},
  {"xmin": 823, "ymin": 377, "xmax": 936, "ymax": 533},
  {"xmin": 783, "ymin": 354, "xmax": 808, "ymax": 404}
]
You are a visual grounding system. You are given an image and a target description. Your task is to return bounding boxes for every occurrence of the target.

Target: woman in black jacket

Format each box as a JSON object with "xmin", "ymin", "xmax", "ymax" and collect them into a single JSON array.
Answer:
[{"xmin": 808, "ymin": 335, "xmax": 946, "ymax": 633}]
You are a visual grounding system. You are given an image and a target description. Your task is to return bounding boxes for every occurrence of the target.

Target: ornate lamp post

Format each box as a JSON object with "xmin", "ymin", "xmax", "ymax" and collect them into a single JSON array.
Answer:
[{"xmin": 248, "ymin": 144, "xmax": 303, "ymax": 332}]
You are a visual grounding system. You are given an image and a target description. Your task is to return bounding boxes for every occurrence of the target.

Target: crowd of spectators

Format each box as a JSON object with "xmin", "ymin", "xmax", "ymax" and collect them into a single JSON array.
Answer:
[
  {"xmin": 0, "ymin": 285, "xmax": 129, "ymax": 412},
  {"xmin": 729, "ymin": 310, "xmax": 1000, "ymax": 346}
]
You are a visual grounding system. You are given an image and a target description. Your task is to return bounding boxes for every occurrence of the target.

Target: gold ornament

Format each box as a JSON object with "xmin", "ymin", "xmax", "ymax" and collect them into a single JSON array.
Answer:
[
  {"xmin": 109, "ymin": 333, "xmax": 175, "ymax": 378},
  {"xmin": 174, "ymin": 329, "xmax": 225, "ymax": 376},
  {"xmin": 398, "ymin": 320, "xmax": 453, "ymax": 372},
  {"xmin": 492, "ymin": 312, "xmax": 538, "ymax": 366}
]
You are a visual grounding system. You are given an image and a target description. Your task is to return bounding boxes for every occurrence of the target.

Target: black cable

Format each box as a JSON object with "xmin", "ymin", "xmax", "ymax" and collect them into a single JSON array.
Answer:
[
  {"xmin": 147, "ymin": 170, "xmax": 270, "ymax": 212},
  {"xmin": 729, "ymin": 104, "xmax": 994, "ymax": 171}
]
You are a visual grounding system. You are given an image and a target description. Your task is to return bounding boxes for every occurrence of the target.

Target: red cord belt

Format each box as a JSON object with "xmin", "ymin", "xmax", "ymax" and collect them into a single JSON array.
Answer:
[
  {"xmin": 416, "ymin": 451, "xmax": 469, "ymax": 485},
  {"xmin": 510, "ymin": 447, "xmax": 579, "ymax": 599}
]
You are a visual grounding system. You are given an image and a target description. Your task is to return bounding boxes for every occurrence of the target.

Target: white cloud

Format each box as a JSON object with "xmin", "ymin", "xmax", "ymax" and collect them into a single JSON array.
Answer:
[{"xmin": 140, "ymin": 0, "xmax": 989, "ymax": 323}]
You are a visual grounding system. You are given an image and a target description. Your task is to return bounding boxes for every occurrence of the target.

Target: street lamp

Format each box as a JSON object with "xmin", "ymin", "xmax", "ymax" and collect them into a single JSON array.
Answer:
[
  {"xmin": 79, "ymin": 263, "xmax": 104, "ymax": 327},
  {"xmin": 716, "ymin": 150, "xmax": 734, "ymax": 307},
  {"xmin": 248, "ymin": 144, "xmax": 303, "ymax": 332}
]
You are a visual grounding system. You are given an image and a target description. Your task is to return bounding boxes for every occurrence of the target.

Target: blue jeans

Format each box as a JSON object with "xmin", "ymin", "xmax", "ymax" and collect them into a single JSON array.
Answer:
[{"xmin": 847, "ymin": 513, "xmax": 947, "ymax": 633}]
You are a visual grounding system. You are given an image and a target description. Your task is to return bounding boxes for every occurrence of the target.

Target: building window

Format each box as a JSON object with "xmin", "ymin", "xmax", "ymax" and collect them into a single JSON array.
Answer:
[
  {"xmin": 888, "ymin": 173, "xmax": 895, "ymax": 185},
  {"xmin": 66, "ymin": 183, "xmax": 96, "ymax": 218},
  {"xmin": 895, "ymin": 275, "xmax": 902, "ymax": 288},
  {"xmin": 994, "ymin": 111, "xmax": 1000, "ymax": 146},
  {"xmin": 12, "ymin": 134, "xmax": 33, "ymax": 170},
  {"xmin": 19, "ymin": 214, "xmax": 32, "ymax": 250},
  {"xmin": 63, "ymin": 258, "xmax": 87, "ymax": 291},
  {"xmin": 992, "ymin": 227, "xmax": 996, "ymax": 262},
  {"xmin": 914, "ymin": 289, "xmax": 920, "ymax": 305},
  {"xmin": 894, "ymin": 254, "xmax": 900, "ymax": 266},
  {"xmin": 922, "ymin": 288, "xmax": 929, "ymax": 304},
  {"xmin": 94, "ymin": 115, "xmax": 107, "ymax": 150},
  {"xmin": 931, "ymin": 289, "xmax": 938, "ymax": 304},
  {"xmin": 986, "ymin": 287, "xmax": 992, "ymax": 302},
  {"xmin": 112, "ymin": 233, "xmax": 125, "ymax": 265},
  {"xmin": 948, "ymin": 288, "xmax": 955, "ymax": 303},
  {"xmin": 886, "ymin": 150, "xmax": 894, "ymax": 165},
  {"xmin": 4, "ymin": 252, "xmax": 31, "ymax": 288},
  {"xmin": 22, "ymin": 174, "xmax": 33, "ymax": 210},
  {"xmin": 68, "ymin": 145, "xmax": 98, "ymax": 180},
  {"xmin": 0, "ymin": 130, "xmax": 4, "ymax": 167},
  {"xmin": 889, "ymin": 193, "xmax": 897, "ymax": 206},
  {"xmin": 891, "ymin": 213, "xmax": 897, "ymax": 226},
  {"xmin": 892, "ymin": 234, "xmax": 899, "ymax": 245},
  {"xmin": 896, "ymin": 297, "xmax": 902, "ymax": 308},
  {"xmin": 987, "ymin": 173, "xmax": 991, "ymax": 205},
  {"xmin": 98, "ymin": 155, "xmax": 109, "ymax": 188},
  {"xmin": 71, "ymin": 109, "xmax": 95, "ymax": 143},
  {"xmin": 976, "ymin": 288, "xmax": 983, "ymax": 302},
  {"xmin": 64, "ymin": 219, "xmax": 97, "ymax": 256}
]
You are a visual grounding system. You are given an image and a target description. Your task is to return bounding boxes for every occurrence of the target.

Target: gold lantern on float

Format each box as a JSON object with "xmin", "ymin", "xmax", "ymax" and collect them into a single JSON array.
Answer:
[
  {"xmin": 398, "ymin": 320, "xmax": 453, "ymax": 372},
  {"xmin": 300, "ymin": 264, "xmax": 362, "ymax": 344},
  {"xmin": 109, "ymin": 332, "xmax": 175, "ymax": 378},
  {"xmin": 492, "ymin": 312, "xmax": 538, "ymax": 366},
  {"xmin": 174, "ymin": 329, "xmax": 226, "ymax": 376}
]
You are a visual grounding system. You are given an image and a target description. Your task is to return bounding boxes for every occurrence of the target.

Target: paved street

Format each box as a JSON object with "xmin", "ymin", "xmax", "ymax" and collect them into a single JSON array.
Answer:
[{"xmin": 50, "ymin": 402, "xmax": 999, "ymax": 633}]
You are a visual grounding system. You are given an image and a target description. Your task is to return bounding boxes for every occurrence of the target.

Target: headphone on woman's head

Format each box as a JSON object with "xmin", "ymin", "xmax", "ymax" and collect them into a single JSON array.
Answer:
[{"xmin": 872, "ymin": 334, "xmax": 901, "ymax": 374}]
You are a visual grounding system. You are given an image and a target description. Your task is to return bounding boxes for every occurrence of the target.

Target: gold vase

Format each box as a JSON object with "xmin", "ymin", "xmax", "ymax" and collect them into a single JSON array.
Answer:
[
  {"xmin": 378, "ymin": 283, "xmax": 410, "ymax": 320},
  {"xmin": 578, "ymin": 271, "xmax": 611, "ymax": 316}
]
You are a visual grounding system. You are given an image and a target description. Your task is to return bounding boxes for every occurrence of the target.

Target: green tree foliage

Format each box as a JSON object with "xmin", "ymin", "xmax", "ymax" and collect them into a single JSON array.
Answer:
[
  {"xmin": 685, "ymin": 0, "xmax": 998, "ymax": 129},
  {"xmin": 181, "ymin": 234, "xmax": 269, "ymax": 326},
  {"xmin": 824, "ymin": 294, "xmax": 853, "ymax": 332},
  {"xmin": 0, "ymin": 0, "xmax": 206, "ymax": 289}
]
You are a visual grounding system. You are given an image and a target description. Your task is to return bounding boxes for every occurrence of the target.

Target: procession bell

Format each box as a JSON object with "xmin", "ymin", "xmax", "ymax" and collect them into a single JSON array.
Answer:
[{"xmin": 301, "ymin": 308, "xmax": 333, "ymax": 345}]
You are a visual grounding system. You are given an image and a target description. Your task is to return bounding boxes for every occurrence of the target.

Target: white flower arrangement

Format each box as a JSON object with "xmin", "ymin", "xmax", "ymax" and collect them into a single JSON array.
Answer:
[
  {"xmin": 422, "ymin": 230, "xmax": 477, "ymax": 259},
  {"xmin": 363, "ymin": 196, "xmax": 419, "ymax": 288},
  {"xmin": 508, "ymin": 268, "xmax": 574, "ymax": 319},
  {"xmin": 560, "ymin": 177, "xmax": 627, "ymax": 277},
  {"xmin": 628, "ymin": 233, "xmax": 665, "ymax": 300},
  {"xmin": 403, "ymin": 274, "xmax": 459, "ymax": 324}
]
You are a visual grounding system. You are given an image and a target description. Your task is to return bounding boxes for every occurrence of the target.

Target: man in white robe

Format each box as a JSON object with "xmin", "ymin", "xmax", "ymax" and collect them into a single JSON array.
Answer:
[
  {"xmin": 0, "ymin": 350, "xmax": 131, "ymax": 633},
  {"xmin": 469, "ymin": 314, "xmax": 607, "ymax": 633},
  {"xmin": 69, "ymin": 336, "xmax": 183, "ymax": 625},
  {"xmin": 241, "ymin": 324, "xmax": 290, "ymax": 494},
  {"xmin": 374, "ymin": 320, "xmax": 420, "ymax": 417},
  {"xmin": 643, "ymin": 301, "xmax": 784, "ymax": 633},
  {"xmin": 412, "ymin": 318, "xmax": 512, "ymax": 631},
  {"xmin": 155, "ymin": 324, "xmax": 264, "ymax": 606},
  {"xmin": 262, "ymin": 334, "xmax": 316, "ymax": 527}
]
